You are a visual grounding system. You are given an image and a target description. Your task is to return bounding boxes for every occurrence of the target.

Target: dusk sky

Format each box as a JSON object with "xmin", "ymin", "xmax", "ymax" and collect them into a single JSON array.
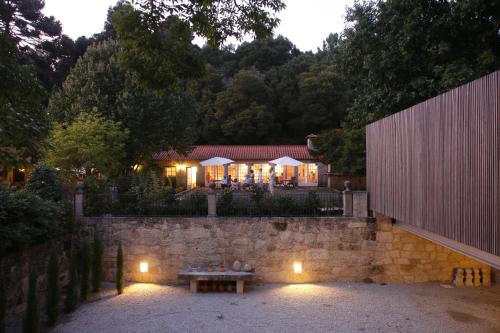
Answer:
[{"xmin": 42, "ymin": 0, "xmax": 354, "ymax": 52}]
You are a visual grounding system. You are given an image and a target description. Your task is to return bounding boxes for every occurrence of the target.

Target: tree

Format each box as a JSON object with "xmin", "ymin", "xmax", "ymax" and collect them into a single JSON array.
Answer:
[
  {"xmin": 0, "ymin": 260, "xmax": 5, "ymax": 333},
  {"xmin": 116, "ymin": 243, "xmax": 124, "ymax": 295},
  {"xmin": 48, "ymin": 40, "xmax": 197, "ymax": 166},
  {"xmin": 45, "ymin": 113, "xmax": 129, "ymax": 177},
  {"xmin": 0, "ymin": 34, "xmax": 49, "ymax": 166},
  {"xmin": 46, "ymin": 247, "xmax": 59, "ymax": 326},
  {"xmin": 214, "ymin": 69, "xmax": 276, "ymax": 143},
  {"xmin": 25, "ymin": 165, "xmax": 63, "ymax": 202},
  {"xmin": 0, "ymin": 0, "xmax": 61, "ymax": 46},
  {"xmin": 92, "ymin": 233, "xmax": 103, "ymax": 292},
  {"xmin": 23, "ymin": 266, "xmax": 38, "ymax": 333},
  {"xmin": 112, "ymin": 7, "xmax": 205, "ymax": 91},
  {"xmin": 64, "ymin": 248, "xmax": 78, "ymax": 313},
  {"xmin": 111, "ymin": 0, "xmax": 285, "ymax": 90},
  {"xmin": 79, "ymin": 240, "xmax": 91, "ymax": 301}
]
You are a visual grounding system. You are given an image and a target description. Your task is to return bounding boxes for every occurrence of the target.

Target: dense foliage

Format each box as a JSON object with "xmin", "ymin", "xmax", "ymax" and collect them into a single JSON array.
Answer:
[
  {"xmin": 48, "ymin": 40, "xmax": 196, "ymax": 166},
  {"xmin": 79, "ymin": 240, "xmax": 91, "ymax": 301},
  {"xmin": 45, "ymin": 113, "xmax": 129, "ymax": 176},
  {"xmin": 0, "ymin": 261, "xmax": 5, "ymax": 333},
  {"xmin": 0, "ymin": 189, "xmax": 66, "ymax": 255},
  {"xmin": 25, "ymin": 165, "xmax": 64, "ymax": 202}
]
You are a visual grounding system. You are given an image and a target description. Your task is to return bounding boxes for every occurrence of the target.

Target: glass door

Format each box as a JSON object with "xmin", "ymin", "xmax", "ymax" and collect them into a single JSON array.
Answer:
[{"xmin": 187, "ymin": 166, "xmax": 197, "ymax": 189}]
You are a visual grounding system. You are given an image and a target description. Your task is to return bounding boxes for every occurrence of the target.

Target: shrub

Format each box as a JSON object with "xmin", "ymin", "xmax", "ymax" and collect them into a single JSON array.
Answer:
[
  {"xmin": 46, "ymin": 248, "xmax": 60, "ymax": 326},
  {"xmin": 92, "ymin": 233, "xmax": 103, "ymax": 292},
  {"xmin": 65, "ymin": 248, "xmax": 79, "ymax": 313},
  {"xmin": 79, "ymin": 240, "xmax": 91, "ymax": 301},
  {"xmin": 25, "ymin": 165, "xmax": 63, "ymax": 202},
  {"xmin": 23, "ymin": 266, "xmax": 38, "ymax": 333},
  {"xmin": 116, "ymin": 243, "xmax": 124, "ymax": 294},
  {"xmin": 83, "ymin": 175, "xmax": 110, "ymax": 216},
  {"xmin": 0, "ymin": 188, "xmax": 65, "ymax": 255},
  {"xmin": 0, "ymin": 261, "xmax": 5, "ymax": 333},
  {"xmin": 216, "ymin": 190, "xmax": 233, "ymax": 215},
  {"xmin": 250, "ymin": 185, "xmax": 264, "ymax": 204},
  {"xmin": 306, "ymin": 191, "xmax": 320, "ymax": 213},
  {"xmin": 273, "ymin": 196, "xmax": 297, "ymax": 215}
]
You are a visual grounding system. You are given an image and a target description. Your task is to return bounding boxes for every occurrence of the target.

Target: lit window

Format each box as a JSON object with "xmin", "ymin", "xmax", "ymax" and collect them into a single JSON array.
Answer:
[
  {"xmin": 164, "ymin": 166, "xmax": 176, "ymax": 177},
  {"xmin": 205, "ymin": 166, "xmax": 224, "ymax": 183},
  {"xmin": 228, "ymin": 164, "xmax": 248, "ymax": 183},
  {"xmin": 298, "ymin": 163, "xmax": 318, "ymax": 184}
]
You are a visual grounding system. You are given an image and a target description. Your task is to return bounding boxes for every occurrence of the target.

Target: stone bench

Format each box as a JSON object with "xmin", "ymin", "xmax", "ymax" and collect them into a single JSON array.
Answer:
[{"xmin": 178, "ymin": 270, "xmax": 255, "ymax": 294}]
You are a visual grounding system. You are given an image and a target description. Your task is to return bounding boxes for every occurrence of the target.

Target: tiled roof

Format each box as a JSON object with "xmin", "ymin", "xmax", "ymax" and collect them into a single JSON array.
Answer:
[{"xmin": 152, "ymin": 145, "xmax": 319, "ymax": 161}]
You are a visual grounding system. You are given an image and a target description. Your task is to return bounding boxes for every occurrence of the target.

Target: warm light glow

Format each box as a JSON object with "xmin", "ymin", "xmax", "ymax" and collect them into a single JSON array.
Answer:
[
  {"xmin": 18, "ymin": 168, "xmax": 26, "ymax": 172},
  {"xmin": 293, "ymin": 262, "xmax": 302, "ymax": 274},
  {"xmin": 132, "ymin": 164, "xmax": 143, "ymax": 172},
  {"xmin": 176, "ymin": 164, "xmax": 186, "ymax": 171},
  {"xmin": 139, "ymin": 261, "xmax": 149, "ymax": 273}
]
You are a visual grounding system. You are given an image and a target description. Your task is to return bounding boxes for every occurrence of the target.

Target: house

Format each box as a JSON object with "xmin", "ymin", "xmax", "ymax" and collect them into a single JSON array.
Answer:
[{"xmin": 152, "ymin": 136, "xmax": 328, "ymax": 189}]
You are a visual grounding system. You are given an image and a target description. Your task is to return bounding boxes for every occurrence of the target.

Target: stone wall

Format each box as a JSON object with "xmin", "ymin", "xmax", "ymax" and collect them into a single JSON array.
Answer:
[{"xmin": 83, "ymin": 215, "xmax": 491, "ymax": 284}]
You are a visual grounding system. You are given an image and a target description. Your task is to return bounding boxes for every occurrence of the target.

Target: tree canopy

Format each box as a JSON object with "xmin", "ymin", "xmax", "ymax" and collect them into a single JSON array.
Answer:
[
  {"xmin": 48, "ymin": 40, "xmax": 198, "ymax": 165},
  {"xmin": 45, "ymin": 113, "xmax": 129, "ymax": 176}
]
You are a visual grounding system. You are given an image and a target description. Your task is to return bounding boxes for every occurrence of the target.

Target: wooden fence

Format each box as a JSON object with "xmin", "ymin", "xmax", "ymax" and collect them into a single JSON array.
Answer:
[{"xmin": 366, "ymin": 71, "xmax": 500, "ymax": 258}]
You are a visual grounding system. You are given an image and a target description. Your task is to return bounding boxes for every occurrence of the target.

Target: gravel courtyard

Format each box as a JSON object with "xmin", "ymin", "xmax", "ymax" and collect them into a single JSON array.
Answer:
[{"xmin": 53, "ymin": 282, "xmax": 500, "ymax": 333}]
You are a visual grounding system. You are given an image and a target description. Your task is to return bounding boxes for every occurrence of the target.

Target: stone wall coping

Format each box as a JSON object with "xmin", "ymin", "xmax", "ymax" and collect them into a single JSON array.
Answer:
[{"xmin": 82, "ymin": 216, "xmax": 375, "ymax": 225}]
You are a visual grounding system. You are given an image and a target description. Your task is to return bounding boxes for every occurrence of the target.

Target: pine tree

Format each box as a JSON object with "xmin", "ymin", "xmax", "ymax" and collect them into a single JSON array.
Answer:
[
  {"xmin": 116, "ymin": 243, "xmax": 124, "ymax": 295},
  {"xmin": 46, "ymin": 248, "xmax": 60, "ymax": 326},
  {"xmin": 80, "ymin": 240, "xmax": 91, "ymax": 301},
  {"xmin": 23, "ymin": 266, "xmax": 38, "ymax": 333},
  {"xmin": 65, "ymin": 248, "xmax": 79, "ymax": 313},
  {"xmin": 92, "ymin": 233, "xmax": 103, "ymax": 292},
  {"xmin": 0, "ymin": 260, "xmax": 6, "ymax": 333}
]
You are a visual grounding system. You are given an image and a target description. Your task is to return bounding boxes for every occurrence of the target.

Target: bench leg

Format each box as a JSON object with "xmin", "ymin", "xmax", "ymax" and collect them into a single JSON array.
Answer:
[
  {"xmin": 236, "ymin": 280, "xmax": 244, "ymax": 294},
  {"xmin": 190, "ymin": 279, "xmax": 198, "ymax": 293}
]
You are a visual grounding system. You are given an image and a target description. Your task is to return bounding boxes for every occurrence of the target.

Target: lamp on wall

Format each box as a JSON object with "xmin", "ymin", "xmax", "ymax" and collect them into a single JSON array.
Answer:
[
  {"xmin": 293, "ymin": 261, "xmax": 302, "ymax": 274},
  {"xmin": 139, "ymin": 261, "xmax": 149, "ymax": 273}
]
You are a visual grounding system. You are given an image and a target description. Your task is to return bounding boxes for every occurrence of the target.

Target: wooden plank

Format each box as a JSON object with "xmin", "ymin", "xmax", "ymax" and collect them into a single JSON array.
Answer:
[{"xmin": 367, "ymin": 71, "xmax": 500, "ymax": 258}]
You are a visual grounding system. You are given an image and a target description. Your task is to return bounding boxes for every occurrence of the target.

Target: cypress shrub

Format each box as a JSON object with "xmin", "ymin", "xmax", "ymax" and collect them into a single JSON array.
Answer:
[
  {"xmin": 116, "ymin": 243, "xmax": 124, "ymax": 295},
  {"xmin": 91, "ymin": 233, "xmax": 103, "ymax": 292},
  {"xmin": 65, "ymin": 248, "xmax": 78, "ymax": 313},
  {"xmin": 23, "ymin": 266, "xmax": 38, "ymax": 333},
  {"xmin": 46, "ymin": 248, "xmax": 60, "ymax": 326},
  {"xmin": 80, "ymin": 240, "xmax": 91, "ymax": 301},
  {"xmin": 0, "ymin": 260, "xmax": 6, "ymax": 333}
]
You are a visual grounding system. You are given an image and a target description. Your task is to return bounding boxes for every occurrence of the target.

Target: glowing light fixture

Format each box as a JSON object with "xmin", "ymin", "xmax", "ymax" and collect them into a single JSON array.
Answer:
[
  {"xmin": 293, "ymin": 261, "xmax": 302, "ymax": 274},
  {"xmin": 176, "ymin": 164, "xmax": 186, "ymax": 171},
  {"xmin": 139, "ymin": 261, "xmax": 149, "ymax": 273}
]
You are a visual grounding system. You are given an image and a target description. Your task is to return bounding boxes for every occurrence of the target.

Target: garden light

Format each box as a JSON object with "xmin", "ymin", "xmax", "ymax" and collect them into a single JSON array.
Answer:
[
  {"xmin": 140, "ymin": 261, "xmax": 149, "ymax": 273},
  {"xmin": 293, "ymin": 262, "xmax": 302, "ymax": 274}
]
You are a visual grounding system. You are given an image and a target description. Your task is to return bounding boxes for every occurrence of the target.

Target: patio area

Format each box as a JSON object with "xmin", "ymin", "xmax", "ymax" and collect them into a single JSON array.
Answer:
[{"xmin": 52, "ymin": 282, "xmax": 500, "ymax": 333}]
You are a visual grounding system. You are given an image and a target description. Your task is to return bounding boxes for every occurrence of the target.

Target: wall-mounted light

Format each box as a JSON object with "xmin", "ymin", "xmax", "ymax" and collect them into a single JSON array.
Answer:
[
  {"xmin": 176, "ymin": 164, "xmax": 186, "ymax": 171},
  {"xmin": 139, "ymin": 261, "xmax": 149, "ymax": 273},
  {"xmin": 293, "ymin": 262, "xmax": 302, "ymax": 274}
]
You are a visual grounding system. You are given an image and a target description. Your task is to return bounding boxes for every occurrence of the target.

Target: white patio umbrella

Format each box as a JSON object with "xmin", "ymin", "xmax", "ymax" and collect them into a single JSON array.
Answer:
[
  {"xmin": 268, "ymin": 156, "xmax": 303, "ymax": 166},
  {"xmin": 200, "ymin": 157, "xmax": 234, "ymax": 166}
]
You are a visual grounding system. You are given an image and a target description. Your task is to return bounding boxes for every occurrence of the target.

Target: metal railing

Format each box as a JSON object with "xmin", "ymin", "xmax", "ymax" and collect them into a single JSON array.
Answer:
[
  {"xmin": 216, "ymin": 190, "xmax": 343, "ymax": 217},
  {"xmin": 83, "ymin": 190, "xmax": 208, "ymax": 217}
]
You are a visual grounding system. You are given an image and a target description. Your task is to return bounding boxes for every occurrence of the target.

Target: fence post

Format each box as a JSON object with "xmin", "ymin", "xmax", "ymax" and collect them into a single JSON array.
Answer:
[
  {"xmin": 342, "ymin": 180, "xmax": 353, "ymax": 217},
  {"xmin": 74, "ymin": 181, "xmax": 84, "ymax": 220},
  {"xmin": 207, "ymin": 192, "xmax": 216, "ymax": 217},
  {"xmin": 352, "ymin": 191, "xmax": 368, "ymax": 217}
]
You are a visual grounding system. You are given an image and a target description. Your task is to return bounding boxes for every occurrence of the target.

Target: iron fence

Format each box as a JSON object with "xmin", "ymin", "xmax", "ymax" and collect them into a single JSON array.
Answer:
[
  {"xmin": 83, "ymin": 190, "xmax": 208, "ymax": 217},
  {"xmin": 216, "ymin": 190, "xmax": 343, "ymax": 217}
]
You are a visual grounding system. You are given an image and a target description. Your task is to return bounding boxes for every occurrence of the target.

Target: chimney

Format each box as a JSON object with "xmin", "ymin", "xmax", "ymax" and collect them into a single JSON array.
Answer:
[{"xmin": 306, "ymin": 134, "xmax": 317, "ymax": 151}]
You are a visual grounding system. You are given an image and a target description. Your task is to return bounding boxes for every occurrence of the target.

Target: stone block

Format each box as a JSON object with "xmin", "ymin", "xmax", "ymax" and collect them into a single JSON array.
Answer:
[
  {"xmin": 377, "ymin": 232, "xmax": 393, "ymax": 243},
  {"xmin": 305, "ymin": 249, "xmax": 329, "ymax": 260}
]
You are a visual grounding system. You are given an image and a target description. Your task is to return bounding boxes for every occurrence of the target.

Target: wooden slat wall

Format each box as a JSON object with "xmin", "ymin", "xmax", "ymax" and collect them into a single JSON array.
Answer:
[{"xmin": 367, "ymin": 71, "xmax": 500, "ymax": 257}]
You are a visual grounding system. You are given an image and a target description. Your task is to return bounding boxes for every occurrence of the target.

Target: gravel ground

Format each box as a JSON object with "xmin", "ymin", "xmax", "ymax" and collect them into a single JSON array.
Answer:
[{"xmin": 52, "ymin": 282, "xmax": 500, "ymax": 333}]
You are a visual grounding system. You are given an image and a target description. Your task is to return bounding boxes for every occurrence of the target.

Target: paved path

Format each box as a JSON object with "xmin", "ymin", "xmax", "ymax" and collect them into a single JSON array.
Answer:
[{"xmin": 53, "ymin": 282, "xmax": 500, "ymax": 333}]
